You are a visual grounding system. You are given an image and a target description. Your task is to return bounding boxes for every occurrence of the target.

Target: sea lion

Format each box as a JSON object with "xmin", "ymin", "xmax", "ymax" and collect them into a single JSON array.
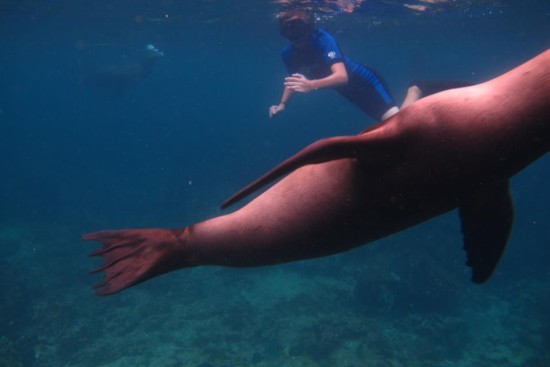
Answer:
[{"xmin": 84, "ymin": 49, "xmax": 550, "ymax": 296}]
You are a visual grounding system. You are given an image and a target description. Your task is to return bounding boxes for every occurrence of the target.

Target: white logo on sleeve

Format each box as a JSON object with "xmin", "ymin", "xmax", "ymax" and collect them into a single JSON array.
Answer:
[{"xmin": 327, "ymin": 51, "xmax": 336, "ymax": 59}]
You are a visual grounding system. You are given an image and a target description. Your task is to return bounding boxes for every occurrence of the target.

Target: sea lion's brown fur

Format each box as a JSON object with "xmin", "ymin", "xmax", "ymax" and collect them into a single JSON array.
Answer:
[{"xmin": 84, "ymin": 50, "xmax": 550, "ymax": 295}]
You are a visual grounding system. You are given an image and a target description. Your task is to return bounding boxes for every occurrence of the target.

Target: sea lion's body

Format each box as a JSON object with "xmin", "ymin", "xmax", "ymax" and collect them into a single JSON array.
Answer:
[{"xmin": 85, "ymin": 49, "xmax": 550, "ymax": 295}]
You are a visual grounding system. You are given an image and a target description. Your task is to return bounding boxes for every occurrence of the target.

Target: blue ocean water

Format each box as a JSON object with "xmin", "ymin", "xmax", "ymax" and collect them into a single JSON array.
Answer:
[{"xmin": 0, "ymin": 1, "xmax": 549, "ymax": 366}]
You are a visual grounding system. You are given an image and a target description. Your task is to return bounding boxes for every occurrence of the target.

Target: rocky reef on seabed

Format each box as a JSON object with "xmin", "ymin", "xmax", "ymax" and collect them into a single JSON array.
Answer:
[{"xmin": 1, "ymin": 220, "xmax": 549, "ymax": 367}]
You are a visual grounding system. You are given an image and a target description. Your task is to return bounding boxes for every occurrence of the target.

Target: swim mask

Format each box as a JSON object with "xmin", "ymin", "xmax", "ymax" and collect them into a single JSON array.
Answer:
[{"xmin": 280, "ymin": 18, "xmax": 312, "ymax": 43}]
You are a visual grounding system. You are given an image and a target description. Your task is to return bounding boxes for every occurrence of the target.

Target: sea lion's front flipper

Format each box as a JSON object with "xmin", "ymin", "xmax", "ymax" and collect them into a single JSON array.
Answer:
[
  {"xmin": 221, "ymin": 135, "xmax": 377, "ymax": 209},
  {"xmin": 459, "ymin": 180, "xmax": 514, "ymax": 283}
]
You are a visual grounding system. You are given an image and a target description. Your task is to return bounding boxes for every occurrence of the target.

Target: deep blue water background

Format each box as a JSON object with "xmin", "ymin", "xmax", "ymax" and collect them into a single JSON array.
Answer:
[{"xmin": 1, "ymin": 1, "xmax": 549, "ymax": 366}]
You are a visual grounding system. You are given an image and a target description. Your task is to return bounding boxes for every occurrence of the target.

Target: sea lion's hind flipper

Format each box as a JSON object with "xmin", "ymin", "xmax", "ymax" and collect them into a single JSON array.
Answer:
[
  {"xmin": 221, "ymin": 136, "xmax": 368, "ymax": 209},
  {"xmin": 83, "ymin": 228, "xmax": 182, "ymax": 295},
  {"xmin": 459, "ymin": 180, "xmax": 514, "ymax": 283}
]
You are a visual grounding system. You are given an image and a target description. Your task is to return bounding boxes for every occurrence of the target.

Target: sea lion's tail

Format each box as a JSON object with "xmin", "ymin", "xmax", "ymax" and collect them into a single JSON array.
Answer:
[{"xmin": 84, "ymin": 228, "xmax": 186, "ymax": 296}]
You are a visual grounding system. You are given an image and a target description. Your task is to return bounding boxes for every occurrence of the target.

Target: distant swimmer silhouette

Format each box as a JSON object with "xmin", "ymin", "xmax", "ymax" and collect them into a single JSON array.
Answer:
[
  {"xmin": 83, "ymin": 44, "xmax": 164, "ymax": 91},
  {"xmin": 84, "ymin": 49, "xmax": 550, "ymax": 296}
]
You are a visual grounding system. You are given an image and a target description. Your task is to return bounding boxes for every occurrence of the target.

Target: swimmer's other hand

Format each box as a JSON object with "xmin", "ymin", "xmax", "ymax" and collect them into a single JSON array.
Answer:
[{"xmin": 269, "ymin": 103, "xmax": 286, "ymax": 118}]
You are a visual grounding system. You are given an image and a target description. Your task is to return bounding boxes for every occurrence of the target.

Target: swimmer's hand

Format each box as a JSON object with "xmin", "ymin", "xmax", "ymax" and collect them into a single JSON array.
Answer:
[
  {"xmin": 269, "ymin": 103, "xmax": 286, "ymax": 118},
  {"xmin": 285, "ymin": 73, "xmax": 316, "ymax": 93}
]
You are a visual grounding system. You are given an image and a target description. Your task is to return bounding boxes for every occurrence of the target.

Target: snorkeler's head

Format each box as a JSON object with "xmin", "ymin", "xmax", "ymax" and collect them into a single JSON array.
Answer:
[{"xmin": 279, "ymin": 9, "xmax": 315, "ymax": 44}]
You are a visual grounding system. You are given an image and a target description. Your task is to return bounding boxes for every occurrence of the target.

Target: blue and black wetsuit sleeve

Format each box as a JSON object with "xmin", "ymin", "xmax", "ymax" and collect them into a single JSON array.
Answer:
[
  {"xmin": 281, "ymin": 45, "xmax": 301, "ymax": 75},
  {"xmin": 315, "ymin": 29, "xmax": 345, "ymax": 66}
]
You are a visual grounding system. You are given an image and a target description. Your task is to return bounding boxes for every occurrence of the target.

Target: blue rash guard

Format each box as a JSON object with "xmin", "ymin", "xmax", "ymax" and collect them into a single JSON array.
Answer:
[{"xmin": 281, "ymin": 28, "xmax": 396, "ymax": 120}]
